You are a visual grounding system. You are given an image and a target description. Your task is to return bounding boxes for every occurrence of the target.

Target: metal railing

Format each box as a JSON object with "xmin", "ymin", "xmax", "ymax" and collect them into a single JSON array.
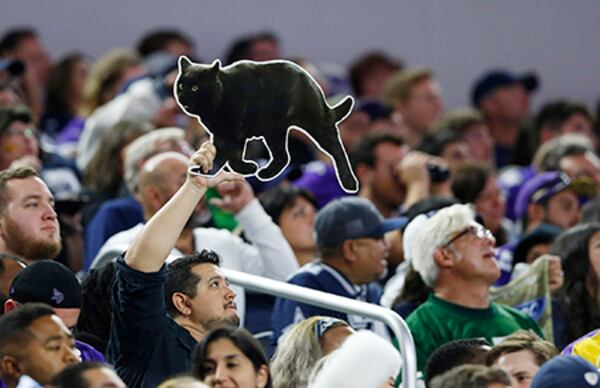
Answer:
[{"xmin": 223, "ymin": 268, "xmax": 417, "ymax": 388}]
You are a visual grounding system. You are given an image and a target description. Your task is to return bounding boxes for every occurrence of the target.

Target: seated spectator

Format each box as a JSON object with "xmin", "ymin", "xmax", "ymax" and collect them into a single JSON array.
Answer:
[
  {"xmin": 425, "ymin": 339, "xmax": 491, "ymax": 387},
  {"xmin": 510, "ymin": 223, "xmax": 562, "ymax": 279},
  {"xmin": 258, "ymin": 185, "xmax": 317, "ymax": 266},
  {"xmin": 382, "ymin": 68, "xmax": 444, "ymax": 148},
  {"xmin": 272, "ymin": 196, "xmax": 406, "ymax": 341},
  {"xmin": 224, "ymin": 31, "xmax": 281, "ymax": 64},
  {"xmin": 307, "ymin": 330, "xmax": 400, "ymax": 388},
  {"xmin": 551, "ymin": 223, "xmax": 600, "ymax": 349},
  {"xmin": 433, "ymin": 108, "xmax": 494, "ymax": 166},
  {"xmin": 192, "ymin": 326, "xmax": 271, "ymax": 388},
  {"xmin": 419, "ymin": 129, "xmax": 471, "ymax": 172},
  {"xmin": 406, "ymin": 204, "xmax": 542, "ymax": 372},
  {"xmin": 51, "ymin": 362, "xmax": 125, "ymax": 388},
  {"xmin": 530, "ymin": 355, "xmax": 600, "ymax": 388},
  {"xmin": 429, "ymin": 364, "xmax": 511, "ymax": 388},
  {"xmin": 486, "ymin": 330, "xmax": 558, "ymax": 388},
  {"xmin": 4, "ymin": 260, "xmax": 105, "ymax": 362},
  {"xmin": 0, "ymin": 303, "xmax": 79, "ymax": 387},
  {"xmin": 349, "ymin": 51, "xmax": 402, "ymax": 100},
  {"xmin": 514, "ymin": 171, "xmax": 583, "ymax": 234},
  {"xmin": 79, "ymin": 48, "xmax": 144, "ymax": 118},
  {"xmin": 94, "ymin": 151, "xmax": 297, "ymax": 325},
  {"xmin": 271, "ymin": 317, "xmax": 354, "ymax": 388},
  {"xmin": 452, "ymin": 162, "xmax": 517, "ymax": 246}
]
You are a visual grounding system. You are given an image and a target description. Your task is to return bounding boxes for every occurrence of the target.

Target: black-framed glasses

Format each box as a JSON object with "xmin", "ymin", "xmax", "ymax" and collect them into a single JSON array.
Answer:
[{"xmin": 442, "ymin": 224, "xmax": 494, "ymax": 248}]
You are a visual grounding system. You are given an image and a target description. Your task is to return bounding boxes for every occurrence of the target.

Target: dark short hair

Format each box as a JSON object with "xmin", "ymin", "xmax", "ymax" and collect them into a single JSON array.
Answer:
[
  {"xmin": 192, "ymin": 326, "xmax": 272, "ymax": 388},
  {"xmin": 535, "ymin": 99, "xmax": 593, "ymax": 136},
  {"xmin": 349, "ymin": 51, "xmax": 402, "ymax": 97},
  {"xmin": 137, "ymin": 29, "xmax": 193, "ymax": 57},
  {"xmin": 51, "ymin": 362, "xmax": 115, "ymax": 388},
  {"xmin": 0, "ymin": 166, "xmax": 39, "ymax": 215},
  {"xmin": 0, "ymin": 303, "xmax": 54, "ymax": 357},
  {"xmin": 419, "ymin": 129, "xmax": 465, "ymax": 157},
  {"xmin": 451, "ymin": 163, "xmax": 494, "ymax": 204},
  {"xmin": 429, "ymin": 364, "xmax": 511, "ymax": 388},
  {"xmin": 258, "ymin": 185, "xmax": 316, "ymax": 225},
  {"xmin": 425, "ymin": 338, "xmax": 490, "ymax": 385},
  {"xmin": 0, "ymin": 28, "xmax": 37, "ymax": 55},
  {"xmin": 0, "ymin": 104, "xmax": 34, "ymax": 137},
  {"xmin": 164, "ymin": 250, "xmax": 221, "ymax": 317},
  {"xmin": 350, "ymin": 133, "xmax": 404, "ymax": 170},
  {"xmin": 486, "ymin": 330, "xmax": 558, "ymax": 367}
]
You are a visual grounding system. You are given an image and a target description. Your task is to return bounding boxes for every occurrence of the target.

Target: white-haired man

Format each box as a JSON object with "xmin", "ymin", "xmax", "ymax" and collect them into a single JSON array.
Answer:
[{"xmin": 406, "ymin": 204, "xmax": 542, "ymax": 374}]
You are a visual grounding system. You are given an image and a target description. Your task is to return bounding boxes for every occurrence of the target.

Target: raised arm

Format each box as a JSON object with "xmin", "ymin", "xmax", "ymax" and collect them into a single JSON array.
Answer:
[{"xmin": 124, "ymin": 142, "xmax": 239, "ymax": 272}]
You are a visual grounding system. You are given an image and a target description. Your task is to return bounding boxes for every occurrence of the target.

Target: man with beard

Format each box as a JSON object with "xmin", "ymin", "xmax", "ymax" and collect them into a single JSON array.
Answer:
[
  {"xmin": 109, "ymin": 142, "xmax": 287, "ymax": 387},
  {"xmin": 0, "ymin": 167, "xmax": 62, "ymax": 263},
  {"xmin": 98, "ymin": 150, "xmax": 297, "ymax": 322}
]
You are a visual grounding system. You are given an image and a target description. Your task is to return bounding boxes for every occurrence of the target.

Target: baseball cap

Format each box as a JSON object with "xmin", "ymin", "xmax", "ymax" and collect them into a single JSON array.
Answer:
[
  {"xmin": 9, "ymin": 260, "xmax": 82, "ymax": 308},
  {"xmin": 531, "ymin": 355, "xmax": 600, "ymax": 388},
  {"xmin": 314, "ymin": 196, "xmax": 407, "ymax": 249},
  {"xmin": 0, "ymin": 58, "xmax": 25, "ymax": 76},
  {"xmin": 514, "ymin": 171, "xmax": 575, "ymax": 220},
  {"xmin": 471, "ymin": 69, "xmax": 539, "ymax": 107}
]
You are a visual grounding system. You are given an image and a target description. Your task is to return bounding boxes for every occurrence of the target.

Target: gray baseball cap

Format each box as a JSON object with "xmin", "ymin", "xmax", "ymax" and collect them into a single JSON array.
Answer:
[{"xmin": 314, "ymin": 196, "xmax": 407, "ymax": 249}]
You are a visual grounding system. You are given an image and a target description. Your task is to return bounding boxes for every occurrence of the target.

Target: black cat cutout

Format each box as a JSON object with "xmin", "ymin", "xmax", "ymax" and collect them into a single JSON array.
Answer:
[{"xmin": 174, "ymin": 56, "xmax": 359, "ymax": 193}]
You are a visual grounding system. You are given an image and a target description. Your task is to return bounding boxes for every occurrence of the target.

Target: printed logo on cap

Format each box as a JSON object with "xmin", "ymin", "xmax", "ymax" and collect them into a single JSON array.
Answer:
[{"xmin": 51, "ymin": 288, "xmax": 64, "ymax": 305}]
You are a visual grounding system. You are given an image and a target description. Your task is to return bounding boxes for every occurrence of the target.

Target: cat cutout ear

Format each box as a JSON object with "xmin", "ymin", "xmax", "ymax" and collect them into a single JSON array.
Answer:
[
  {"xmin": 178, "ymin": 56, "xmax": 193, "ymax": 72},
  {"xmin": 211, "ymin": 59, "xmax": 221, "ymax": 73}
]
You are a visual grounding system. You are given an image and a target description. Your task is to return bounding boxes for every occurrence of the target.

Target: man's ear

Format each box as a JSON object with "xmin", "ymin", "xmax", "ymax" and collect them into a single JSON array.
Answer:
[
  {"xmin": 433, "ymin": 247, "xmax": 454, "ymax": 269},
  {"xmin": 355, "ymin": 164, "xmax": 373, "ymax": 186},
  {"xmin": 171, "ymin": 292, "xmax": 192, "ymax": 317},
  {"xmin": 1, "ymin": 355, "xmax": 22, "ymax": 381},
  {"xmin": 4, "ymin": 299, "xmax": 17, "ymax": 314},
  {"xmin": 340, "ymin": 240, "xmax": 356, "ymax": 263}
]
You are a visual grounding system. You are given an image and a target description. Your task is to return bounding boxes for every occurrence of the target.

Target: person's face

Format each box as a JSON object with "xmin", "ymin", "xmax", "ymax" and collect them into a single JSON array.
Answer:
[
  {"xmin": 0, "ymin": 120, "xmax": 39, "ymax": 169},
  {"xmin": 560, "ymin": 113, "xmax": 597, "ymax": 148},
  {"xmin": 81, "ymin": 366, "xmax": 126, "ymax": 388},
  {"xmin": 445, "ymin": 222, "xmax": 500, "ymax": 285},
  {"xmin": 188, "ymin": 264, "xmax": 240, "ymax": 332},
  {"xmin": 53, "ymin": 307, "xmax": 81, "ymax": 329},
  {"xmin": 489, "ymin": 84, "xmax": 529, "ymax": 121},
  {"xmin": 494, "ymin": 349, "xmax": 540, "ymax": 388},
  {"xmin": 474, "ymin": 177, "xmax": 506, "ymax": 233},
  {"xmin": 463, "ymin": 123, "xmax": 494, "ymax": 164},
  {"xmin": 202, "ymin": 338, "xmax": 268, "ymax": 388},
  {"xmin": 384, "ymin": 229, "xmax": 404, "ymax": 267},
  {"xmin": 320, "ymin": 324, "xmax": 355, "ymax": 355},
  {"xmin": 16, "ymin": 36, "xmax": 51, "ymax": 86},
  {"xmin": 441, "ymin": 140, "xmax": 471, "ymax": 171},
  {"xmin": 249, "ymin": 38, "xmax": 280, "ymax": 61},
  {"xmin": 69, "ymin": 58, "xmax": 91, "ymax": 102},
  {"xmin": 400, "ymin": 78, "xmax": 443, "ymax": 133},
  {"xmin": 524, "ymin": 243, "xmax": 551, "ymax": 265},
  {"xmin": 339, "ymin": 111, "xmax": 371, "ymax": 150},
  {"xmin": 0, "ymin": 258, "xmax": 26, "ymax": 296},
  {"xmin": 18, "ymin": 315, "xmax": 79, "ymax": 384},
  {"xmin": 350, "ymin": 237, "xmax": 389, "ymax": 284},
  {"xmin": 544, "ymin": 189, "xmax": 581, "ymax": 229},
  {"xmin": 560, "ymin": 152, "xmax": 600, "ymax": 191},
  {"xmin": 0, "ymin": 176, "xmax": 61, "ymax": 261},
  {"xmin": 278, "ymin": 196, "xmax": 316, "ymax": 254},
  {"xmin": 369, "ymin": 142, "xmax": 408, "ymax": 208},
  {"xmin": 587, "ymin": 231, "xmax": 600, "ymax": 288}
]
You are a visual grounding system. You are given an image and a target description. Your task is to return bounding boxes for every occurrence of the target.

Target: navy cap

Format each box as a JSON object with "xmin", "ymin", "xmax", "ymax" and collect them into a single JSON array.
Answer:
[
  {"xmin": 9, "ymin": 260, "xmax": 82, "ymax": 309},
  {"xmin": 0, "ymin": 58, "xmax": 25, "ymax": 76},
  {"xmin": 471, "ymin": 69, "xmax": 539, "ymax": 107},
  {"xmin": 314, "ymin": 196, "xmax": 407, "ymax": 249},
  {"xmin": 531, "ymin": 355, "xmax": 600, "ymax": 388},
  {"xmin": 514, "ymin": 171, "xmax": 573, "ymax": 220}
]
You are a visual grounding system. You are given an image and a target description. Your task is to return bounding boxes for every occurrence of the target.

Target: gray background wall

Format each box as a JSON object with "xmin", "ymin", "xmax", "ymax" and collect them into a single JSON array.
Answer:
[{"xmin": 2, "ymin": 0, "xmax": 599, "ymax": 111}]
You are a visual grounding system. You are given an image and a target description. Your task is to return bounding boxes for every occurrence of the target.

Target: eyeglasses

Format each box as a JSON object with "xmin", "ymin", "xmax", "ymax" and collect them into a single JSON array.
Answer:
[
  {"xmin": 4, "ymin": 126, "xmax": 38, "ymax": 139},
  {"xmin": 442, "ymin": 224, "xmax": 494, "ymax": 248}
]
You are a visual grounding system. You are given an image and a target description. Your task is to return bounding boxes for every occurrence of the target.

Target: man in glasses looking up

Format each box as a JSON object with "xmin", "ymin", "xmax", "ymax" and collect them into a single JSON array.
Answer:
[{"xmin": 405, "ymin": 204, "xmax": 542, "ymax": 375}]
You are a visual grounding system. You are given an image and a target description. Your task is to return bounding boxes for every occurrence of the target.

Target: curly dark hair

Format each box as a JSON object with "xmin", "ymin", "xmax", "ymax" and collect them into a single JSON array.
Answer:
[{"xmin": 550, "ymin": 223, "xmax": 600, "ymax": 344}]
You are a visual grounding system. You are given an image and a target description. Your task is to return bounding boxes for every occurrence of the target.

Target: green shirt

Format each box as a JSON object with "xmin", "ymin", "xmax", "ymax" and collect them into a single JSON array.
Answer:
[{"xmin": 406, "ymin": 293, "xmax": 543, "ymax": 373}]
